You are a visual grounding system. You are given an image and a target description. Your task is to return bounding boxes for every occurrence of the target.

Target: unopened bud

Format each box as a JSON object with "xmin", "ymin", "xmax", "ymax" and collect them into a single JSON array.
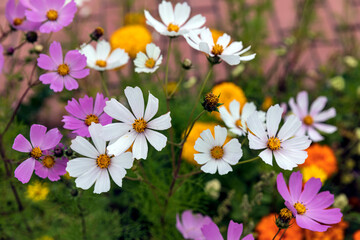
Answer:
[
  {"xmin": 182, "ymin": 58, "xmax": 192, "ymax": 70},
  {"xmin": 90, "ymin": 27, "xmax": 104, "ymax": 41},
  {"xmin": 202, "ymin": 92, "xmax": 222, "ymax": 112},
  {"xmin": 6, "ymin": 47, "xmax": 14, "ymax": 56},
  {"xmin": 25, "ymin": 31, "xmax": 38, "ymax": 43}
]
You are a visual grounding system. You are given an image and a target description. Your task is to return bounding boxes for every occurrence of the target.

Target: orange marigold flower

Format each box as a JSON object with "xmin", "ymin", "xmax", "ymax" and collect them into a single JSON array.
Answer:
[
  {"xmin": 353, "ymin": 230, "xmax": 360, "ymax": 240},
  {"xmin": 255, "ymin": 213, "xmax": 304, "ymax": 240},
  {"xmin": 305, "ymin": 220, "xmax": 348, "ymax": 240}
]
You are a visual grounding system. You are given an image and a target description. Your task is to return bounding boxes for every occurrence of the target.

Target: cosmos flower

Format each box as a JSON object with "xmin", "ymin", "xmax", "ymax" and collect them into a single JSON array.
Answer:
[
  {"xmin": 289, "ymin": 91, "xmax": 337, "ymax": 142},
  {"xmin": 66, "ymin": 123, "xmax": 134, "ymax": 194},
  {"xmin": 201, "ymin": 220, "xmax": 254, "ymax": 240},
  {"xmin": 276, "ymin": 171, "xmax": 342, "ymax": 232},
  {"xmin": 37, "ymin": 41, "xmax": 89, "ymax": 92},
  {"xmin": 144, "ymin": 1, "xmax": 206, "ymax": 37},
  {"xmin": 194, "ymin": 125, "xmax": 243, "ymax": 175},
  {"xmin": 25, "ymin": 0, "xmax": 77, "ymax": 33},
  {"xmin": 12, "ymin": 124, "xmax": 62, "ymax": 183},
  {"xmin": 102, "ymin": 86, "xmax": 171, "ymax": 160},
  {"xmin": 176, "ymin": 210, "xmax": 213, "ymax": 240},
  {"xmin": 134, "ymin": 43, "xmax": 162, "ymax": 73},
  {"xmin": 80, "ymin": 40, "xmax": 129, "ymax": 71},
  {"xmin": 185, "ymin": 28, "xmax": 255, "ymax": 65},
  {"xmin": 247, "ymin": 104, "xmax": 311, "ymax": 170},
  {"xmin": 34, "ymin": 148, "xmax": 68, "ymax": 182},
  {"xmin": 62, "ymin": 93, "xmax": 112, "ymax": 137},
  {"xmin": 6, "ymin": 0, "xmax": 40, "ymax": 31}
]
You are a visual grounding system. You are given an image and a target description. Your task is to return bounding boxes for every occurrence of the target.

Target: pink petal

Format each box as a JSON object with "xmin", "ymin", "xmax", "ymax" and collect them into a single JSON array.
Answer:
[
  {"xmin": 65, "ymin": 98, "xmax": 86, "ymax": 119},
  {"xmin": 295, "ymin": 214, "xmax": 330, "ymax": 232},
  {"xmin": 63, "ymin": 76, "xmax": 79, "ymax": 91},
  {"xmin": 201, "ymin": 222, "xmax": 223, "ymax": 240},
  {"xmin": 296, "ymin": 91, "xmax": 309, "ymax": 116},
  {"xmin": 99, "ymin": 113, "xmax": 112, "ymax": 126},
  {"xmin": 289, "ymin": 171, "xmax": 302, "ymax": 203},
  {"xmin": 93, "ymin": 93, "xmax": 108, "ymax": 116},
  {"xmin": 30, "ymin": 124, "xmax": 47, "ymax": 147},
  {"xmin": 307, "ymin": 191, "xmax": 334, "ymax": 209},
  {"xmin": 227, "ymin": 220, "xmax": 243, "ymax": 240},
  {"xmin": 309, "ymin": 96, "xmax": 327, "ymax": 116},
  {"xmin": 79, "ymin": 95, "xmax": 94, "ymax": 115},
  {"xmin": 49, "ymin": 75, "xmax": 64, "ymax": 92},
  {"xmin": 47, "ymin": 0, "xmax": 65, "ymax": 9},
  {"xmin": 306, "ymin": 208, "xmax": 342, "ymax": 225},
  {"xmin": 25, "ymin": 9, "xmax": 47, "ymax": 22},
  {"xmin": 14, "ymin": 158, "xmax": 35, "ymax": 183},
  {"xmin": 12, "ymin": 134, "xmax": 32, "ymax": 153},
  {"xmin": 34, "ymin": 161, "xmax": 48, "ymax": 178},
  {"xmin": 39, "ymin": 72, "xmax": 58, "ymax": 84},
  {"xmin": 70, "ymin": 69, "xmax": 89, "ymax": 79},
  {"xmin": 37, "ymin": 54, "xmax": 57, "ymax": 71},
  {"xmin": 49, "ymin": 41, "xmax": 63, "ymax": 65},
  {"xmin": 65, "ymin": 50, "xmax": 87, "ymax": 71},
  {"xmin": 299, "ymin": 177, "xmax": 322, "ymax": 204},
  {"xmin": 276, "ymin": 172, "xmax": 291, "ymax": 202},
  {"xmin": 57, "ymin": 1, "xmax": 77, "ymax": 27},
  {"xmin": 62, "ymin": 116, "xmax": 86, "ymax": 130},
  {"xmin": 41, "ymin": 128, "xmax": 62, "ymax": 150},
  {"xmin": 39, "ymin": 21, "xmax": 64, "ymax": 33}
]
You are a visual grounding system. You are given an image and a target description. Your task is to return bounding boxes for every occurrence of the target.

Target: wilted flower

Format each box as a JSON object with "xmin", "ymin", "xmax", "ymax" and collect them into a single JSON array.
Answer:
[
  {"xmin": 134, "ymin": 43, "xmax": 162, "ymax": 73},
  {"xmin": 201, "ymin": 220, "xmax": 254, "ymax": 240},
  {"xmin": 176, "ymin": 210, "xmax": 213, "ymax": 240}
]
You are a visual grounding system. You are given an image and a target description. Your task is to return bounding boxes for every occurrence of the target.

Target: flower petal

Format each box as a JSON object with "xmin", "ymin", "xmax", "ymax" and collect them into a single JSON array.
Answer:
[
  {"xmin": 12, "ymin": 134, "xmax": 32, "ymax": 153},
  {"xmin": 132, "ymin": 133, "xmax": 148, "ymax": 160},
  {"xmin": 93, "ymin": 169, "xmax": 110, "ymax": 194},
  {"xmin": 144, "ymin": 129, "xmax": 167, "ymax": 151},
  {"xmin": 266, "ymin": 104, "xmax": 283, "ymax": 137},
  {"xmin": 14, "ymin": 158, "xmax": 35, "ymax": 183},
  {"xmin": 71, "ymin": 136, "xmax": 99, "ymax": 158}
]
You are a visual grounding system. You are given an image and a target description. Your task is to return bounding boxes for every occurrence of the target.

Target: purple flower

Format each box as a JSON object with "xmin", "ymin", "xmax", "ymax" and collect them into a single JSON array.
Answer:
[
  {"xmin": 276, "ymin": 171, "xmax": 342, "ymax": 232},
  {"xmin": 201, "ymin": 220, "xmax": 254, "ymax": 240},
  {"xmin": 62, "ymin": 93, "xmax": 112, "ymax": 137},
  {"xmin": 289, "ymin": 91, "xmax": 337, "ymax": 142},
  {"xmin": 34, "ymin": 148, "xmax": 68, "ymax": 181},
  {"xmin": 6, "ymin": 0, "xmax": 40, "ymax": 31},
  {"xmin": 37, "ymin": 41, "xmax": 89, "ymax": 92},
  {"xmin": 176, "ymin": 210, "xmax": 213, "ymax": 240},
  {"xmin": 25, "ymin": 0, "xmax": 77, "ymax": 33},
  {"xmin": 12, "ymin": 124, "xmax": 62, "ymax": 183}
]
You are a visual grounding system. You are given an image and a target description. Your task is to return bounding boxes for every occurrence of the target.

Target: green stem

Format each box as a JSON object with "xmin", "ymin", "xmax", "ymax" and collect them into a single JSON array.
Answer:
[
  {"xmin": 164, "ymin": 38, "xmax": 173, "ymax": 97},
  {"xmin": 182, "ymin": 110, "xmax": 206, "ymax": 145},
  {"xmin": 279, "ymin": 228, "xmax": 287, "ymax": 240},
  {"xmin": 100, "ymin": 71, "xmax": 109, "ymax": 98},
  {"xmin": 272, "ymin": 228, "xmax": 281, "ymax": 240},
  {"xmin": 237, "ymin": 156, "xmax": 260, "ymax": 165},
  {"xmin": 241, "ymin": 137, "xmax": 247, "ymax": 146},
  {"xmin": 168, "ymin": 70, "xmax": 184, "ymax": 99}
]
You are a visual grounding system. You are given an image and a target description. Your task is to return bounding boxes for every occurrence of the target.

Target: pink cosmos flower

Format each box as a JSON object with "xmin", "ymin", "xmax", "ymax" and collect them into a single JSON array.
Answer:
[
  {"xmin": 6, "ymin": 0, "xmax": 40, "ymax": 31},
  {"xmin": 12, "ymin": 124, "xmax": 62, "ymax": 183},
  {"xmin": 277, "ymin": 171, "xmax": 342, "ymax": 232},
  {"xmin": 289, "ymin": 91, "xmax": 337, "ymax": 142},
  {"xmin": 201, "ymin": 220, "xmax": 254, "ymax": 240},
  {"xmin": 37, "ymin": 41, "xmax": 89, "ymax": 92},
  {"xmin": 24, "ymin": 0, "xmax": 77, "ymax": 33},
  {"xmin": 176, "ymin": 210, "xmax": 213, "ymax": 240},
  {"xmin": 62, "ymin": 93, "xmax": 112, "ymax": 137},
  {"xmin": 34, "ymin": 148, "xmax": 68, "ymax": 181}
]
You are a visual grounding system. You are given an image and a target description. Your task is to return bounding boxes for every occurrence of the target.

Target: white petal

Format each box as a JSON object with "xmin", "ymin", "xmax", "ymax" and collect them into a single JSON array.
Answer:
[
  {"xmin": 181, "ymin": 14, "xmax": 206, "ymax": 31},
  {"xmin": 144, "ymin": 92, "xmax": 159, "ymax": 121},
  {"xmin": 132, "ymin": 134, "xmax": 148, "ymax": 160},
  {"xmin": 93, "ymin": 169, "xmax": 111, "ymax": 194},
  {"xmin": 248, "ymin": 133, "xmax": 267, "ymax": 150},
  {"xmin": 217, "ymin": 33, "xmax": 231, "ymax": 48},
  {"xmin": 310, "ymin": 96, "xmax": 327, "ymax": 116},
  {"xmin": 307, "ymin": 127, "xmax": 324, "ymax": 142},
  {"xmin": 134, "ymin": 51, "xmax": 147, "ymax": 68},
  {"xmin": 259, "ymin": 148, "xmax": 273, "ymax": 165},
  {"xmin": 146, "ymin": 43, "xmax": 161, "ymax": 60},
  {"xmin": 96, "ymin": 40, "xmax": 111, "ymax": 60},
  {"xmin": 108, "ymin": 164, "xmax": 126, "ymax": 187},
  {"xmin": 147, "ymin": 112, "xmax": 171, "ymax": 130},
  {"xmin": 241, "ymin": 102, "xmax": 256, "ymax": 121},
  {"xmin": 80, "ymin": 44, "xmax": 97, "ymax": 67},
  {"xmin": 223, "ymin": 139, "xmax": 242, "ymax": 165},
  {"xmin": 273, "ymin": 150, "xmax": 298, "ymax": 170},
  {"xmin": 219, "ymin": 106, "xmax": 236, "ymax": 129},
  {"xmin": 88, "ymin": 123, "xmax": 106, "ymax": 154},
  {"xmin": 194, "ymin": 138, "xmax": 212, "ymax": 153},
  {"xmin": 277, "ymin": 115, "xmax": 301, "ymax": 141},
  {"xmin": 217, "ymin": 160, "xmax": 233, "ymax": 175},
  {"xmin": 75, "ymin": 166, "xmax": 101, "ymax": 190},
  {"xmin": 200, "ymin": 28, "xmax": 214, "ymax": 47},
  {"xmin": 313, "ymin": 123, "xmax": 337, "ymax": 134},
  {"xmin": 199, "ymin": 42, "xmax": 210, "ymax": 54},
  {"xmin": 288, "ymin": 97, "xmax": 302, "ymax": 118},
  {"xmin": 200, "ymin": 160, "xmax": 217, "ymax": 174},
  {"xmin": 184, "ymin": 31, "xmax": 201, "ymax": 51},
  {"xmin": 100, "ymin": 123, "xmax": 132, "ymax": 141},
  {"xmin": 199, "ymin": 129, "xmax": 215, "ymax": 146},
  {"xmin": 281, "ymin": 136, "xmax": 311, "ymax": 150},
  {"xmin": 296, "ymin": 91, "xmax": 309, "ymax": 116},
  {"xmin": 239, "ymin": 54, "xmax": 256, "ymax": 61},
  {"xmin": 144, "ymin": 129, "xmax": 167, "ymax": 151},
  {"xmin": 104, "ymin": 99, "xmax": 135, "ymax": 124},
  {"xmin": 125, "ymin": 86, "xmax": 145, "ymax": 119},
  {"xmin": 266, "ymin": 104, "xmax": 283, "ymax": 137},
  {"xmin": 159, "ymin": 0, "xmax": 174, "ymax": 26},
  {"xmin": 194, "ymin": 153, "xmax": 211, "ymax": 164},
  {"xmin": 229, "ymin": 100, "xmax": 240, "ymax": 120},
  {"xmin": 111, "ymin": 152, "xmax": 134, "ymax": 169},
  {"xmin": 278, "ymin": 148, "xmax": 307, "ymax": 164},
  {"xmin": 107, "ymin": 131, "xmax": 137, "ymax": 156},
  {"xmin": 71, "ymin": 136, "xmax": 99, "ymax": 159},
  {"xmin": 174, "ymin": 2, "xmax": 190, "ymax": 26},
  {"xmin": 246, "ymin": 112, "xmax": 267, "ymax": 141},
  {"xmin": 66, "ymin": 157, "xmax": 96, "ymax": 177},
  {"xmin": 214, "ymin": 125, "xmax": 227, "ymax": 146},
  {"xmin": 107, "ymin": 49, "xmax": 129, "ymax": 69},
  {"xmin": 313, "ymin": 108, "xmax": 336, "ymax": 122},
  {"xmin": 222, "ymin": 41, "xmax": 243, "ymax": 55},
  {"xmin": 220, "ymin": 55, "xmax": 240, "ymax": 65},
  {"xmin": 144, "ymin": 10, "xmax": 167, "ymax": 33}
]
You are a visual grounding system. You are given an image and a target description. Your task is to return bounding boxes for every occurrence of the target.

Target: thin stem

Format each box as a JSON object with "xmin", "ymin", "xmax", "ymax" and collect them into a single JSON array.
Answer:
[
  {"xmin": 168, "ymin": 70, "xmax": 184, "ymax": 99},
  {"xmin": 279, "ymin": 228, "xmax": 288, "ymax": 240},
  {"xmin": 236, "ymin": 156, "xmax": 260, "ymax": 165},
  {"xmin": 77, "ymin": 197, "xmax": 87, "ymax": 240},
  {"xmin": 177, "ymin": 170, "xmax": 202, "ymax": 178},
  {"xmin": 272, "ymin": 228, "xmax": 281, "ymax": 240},
  {"xmin": 164, "ymin": 38, "xmax": 172, "ymax": 97},
  {"xmin": 181, "ymin": 110, "xmax": 206, "ymax": 146},
  {"xmin": 241, "ymin": 137, "xmax": 247, "ymax": 146},
  {"xmin": 99, "ymin": 71, "xmax": 110, "ymax": 98}
]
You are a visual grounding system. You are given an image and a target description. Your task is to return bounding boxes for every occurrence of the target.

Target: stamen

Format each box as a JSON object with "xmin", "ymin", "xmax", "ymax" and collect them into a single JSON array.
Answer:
[
  {"xmin": 57, "ymin": 64, "xmax": 70, "ymax": 76},
  {"xmin": 211, "ymin": 44, "xmax": 224, "ymax": 55},
  {"xmin": 96, "ymin": 154, "xmax": 111, "ymax": 168},
  {"xmin": 42, "ymin": 155, "xmax": 55, "ymax": 168},
  {"xmin": 167, "ymin": 23, "xmax": 179, "ymax": 32},
  {"xmin": 267, "ymin": 137, "xmax": 281, "ymax": 150},
  {"xmin": 294, "ymin": 202, "xmax": 307, "ymax": 215},
  {"xmin": 133, "ymin": 118, "xmax": 147, "ymax": 133},
  {"xmin": 84, "ymin": 114, "xmax": 99, "ymax": 126},
  {"xmin": 303, "ymin": 115, "xmax": 314, "ymax": 126},
  {"xmin": 145, "ymin": 58, "xmax": 156, "ymax": 68},
  {"xmin": 30, "ymin": 147, "xmax": 42, "ymax": 160},
  {"xmin": 13, "ymin": 18, "xmax": 24, "ymax": 26},
  {"xmin": 210, "ymin": 146, "xmax": 224, "ymax": 159},
  {"xmin": 96, "ymin": 60, "xmax": 107, "ymax": 68},
  {"xmin": 279, "ymin": 208, "xmax": 293, "ymax": 220},
  {"xmin": 46, "ymin": 9, "xmax": 58, "ymax": 21}
]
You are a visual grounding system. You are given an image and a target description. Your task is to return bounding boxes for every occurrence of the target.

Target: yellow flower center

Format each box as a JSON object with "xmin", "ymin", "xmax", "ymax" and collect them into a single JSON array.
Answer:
[
  {"xmin": 279, "ymin": 208, "xmax": 293, "ymax": 220},
  {"xmin": 96, "ymin": 60, "xmax": 107, "ymax": 68},
  {"xmin": 46, "ymin": 9, "xmax": 58, "ymax": 21},
  {"xmin": 235, "ymin": 119, "xmax": 243, "ymax": 128},
  {"xmin": 210, "ymin": 146, "xmax": 224, "ymax": 159},
  {"xmin": 42, "ymin": 155, "xmax": 55, "ymax": 168},
  {"xmin": 303, "ymin": 115, "xmax": 314, "ymax": 126},
  {"xmin": 211, "ymin": 44, "xmax": 224, "ymax": 55},
  {"xmin": 294, "ymin": 202, "xmax": 307, "ymax": 215},
  {"xmin": 13, "ymin": 18, "xmax": 24, "ymax": 26},
  {"xmin": 57, "ymin": 64, "xmax": 70, "ymax": 76},
  {"xmin": 133, "ymin": 118, "xmax": 147, "ymax": 133},
  {"xmin": 84, "ymin": 114, "xmax": 99, "ymax": 126},
  {"xmin": 96, "ymin": 154, "xmax": 111, "ymax": 169},
  {"xmin": 267, "ymin": 137, "xmax": 281, "ymax": 150},
  {"xmin": 30, "ymin": 147, "xmax": 42, "ymax": 159},
  {"xmin": 145, "ymin": 58, "xmax": 156, "ymax": 68},
  {"xmin": 167, "ymin": 23, "xmax": 179, "ymax": 32}
]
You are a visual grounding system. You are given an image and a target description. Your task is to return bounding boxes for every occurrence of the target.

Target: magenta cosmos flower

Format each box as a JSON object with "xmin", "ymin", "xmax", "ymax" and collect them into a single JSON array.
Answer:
[
  {"xmin": 201, "ymin": 220, "xmax": 254, "ymax": 240},
  {"xmin": 12, "ymin": 124, "xmax": 62, "ymax": 183},
  {"xmin": 62, "ymin": 93, "xmax": 112, "ymax": 137},
  {"xmin": 24, "ymin": 0, "xmax": 77, "ymax": 33},
  {"xmin": 37, "ymin": 41, "xmax": 89, "ymax": 92},
  {"xmin": 176, "ymin": 210, "xmax": 213, "ymax": 240},
  {"xmin": 277, "ymin": 171, "xmax": 342, "ymax": 232},
  {"xmin": 6, "ymin": 0, "xmax": 40, "ymax": 31},
  {"xmin": 34, "ymin": 146, "xmax": 68, "ymax": 181}
]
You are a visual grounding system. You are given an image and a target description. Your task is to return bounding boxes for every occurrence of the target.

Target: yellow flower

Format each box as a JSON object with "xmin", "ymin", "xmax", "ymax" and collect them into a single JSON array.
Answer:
[
  {"xmin": 261, "ymin": 96, "xmax": 273, "ymax": 111},
  {"xmin": 26, "ymin": 181, "xmax": 49, "ymax": 202},
  {"xmin": 210, "ymin": 28, "xmax": 225, "ymax": 44},
  {"xmin": 124, "ymin": 13, "xmax": 146, "ymax": 26},
  {"xmin": 36, "ymin": 236, "xmax": 54, "ymax": 240},
  {"xmin": 210, "ymin": 82, "xmax": 247, "ymax": 119},
  {"xmin": 110, "ymin": 25, "xmax": 152, "ymax": 58},
  {"xmin": 62, "ymin": 172, "xmax": 72, "ymax": 179},
  {"xmin": 301, "ymin": 165, "xmax": 328, "ymax": 184}
]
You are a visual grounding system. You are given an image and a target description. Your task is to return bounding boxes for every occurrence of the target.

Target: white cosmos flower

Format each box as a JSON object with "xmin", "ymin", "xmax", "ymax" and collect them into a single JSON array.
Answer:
[
  {"xmin": 134, "ymin": 43, "xmax": 162, "ymax": 73},
  {"xmin": 80, "ymin": 40, "xmax": 129, "ymax": 71},
  {"xmin": 66, "ymin": 123, "xmax": 134, "ymax": 194},
  {"xmin": 65, "ymin": 0, "xmax": 89, "ymax": 6},
  {"xmin": 289, "ymin": 91, "xmax": 337, "ymax": 142},
  {"xmin": 185, "ymin": 28, "xmax": 256, "ymax": 65},
  {"xmin": 246, "ymin": 104, "xmax": 312, "ymax": 170},
  {"xmin": 102, "ymin": 86, "xmax": 171, "ymax": 159},
  {"xmin": 144, "ymin": 1, "xmax": 206, "ymax": 37},
  {"xmin": 219, "ymin": 100, "xmax": 265, "ymax": 136},
  {"xmin": 194, "ymin": 125, "xmax": 243, "ymax": 175}
]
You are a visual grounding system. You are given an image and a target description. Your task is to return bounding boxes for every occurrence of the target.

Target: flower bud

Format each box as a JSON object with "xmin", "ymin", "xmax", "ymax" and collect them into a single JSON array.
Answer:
[
  {"xmin": 54, "ymin": 145, "xmax": 64, "ymax": 158},
  {"xmin": 6, "ymin": 47, "xmax": 14, "ymax": 56},
  {"xmin": 90, "ymin": 27, "xmax": 104, "ymax": 41},
  {"xmin": 275, "ymin": 208, "xmax": 293, "ymax": 229},
  {"xmin": 204, "ymin": 179, "xmax": 221, "ymax": 199},
  {"xmin": 202, "ymin": 92, "xmax": 222, "ymax": 112},
  {"xmin": 25, "ymin": 31, "xmax": 38, "ymax": 43},
  {"xmin": 65, "ymin": 148, "xmax": 73, "ymax": 157},
  {"xmin": 182, "ymin": 58, "xmax": 192, "ymax": 70}
]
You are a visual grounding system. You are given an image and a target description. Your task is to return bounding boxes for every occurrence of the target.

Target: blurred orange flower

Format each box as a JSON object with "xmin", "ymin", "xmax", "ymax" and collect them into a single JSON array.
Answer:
[
  {"xmin": 304, "ymin": 220, "xmax": 348, "ymax": 240},
  {"xmin": 353, "ymin": 230, "xmax": 360, "ymax": 240}
]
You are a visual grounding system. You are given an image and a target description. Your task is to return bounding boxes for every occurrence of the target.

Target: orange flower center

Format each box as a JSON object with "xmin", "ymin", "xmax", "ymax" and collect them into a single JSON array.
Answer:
[
  {"xmin": 211, "ymin": 44, "xmax": 224, "ymax": 55},
  {"xmin": 57, "ymin": 64, "xmax": 70, "ymax": 76},
  {"xmin": 167, "ymin": 23, "xmax": 179, "ymax": 32},
  {"xmin": 210, "ymin": 146, "xmax": 224, "ymax": 159},
  {"xmin": 235, "ymin": 119, "xmax": 243, "ymax": 128},
  {"xmin": 279, "ymin": 208, "xmax": 293, "ymax": 220},
  {"xmin": 303, "ymin": 115, "xmax": 314, "ymax": 126},
  {"xmin": 96, "ymin": 154, "xmax": 111, "ymax": 168},
  {"xmin": 133, "ymin": 118, "xmax": 147, "ymax": 133},
  {"xmin": 294, "ymin": 202, "xmax": 306, "ymax": 215},
  {"xmin": 46, "ymin": 9, "xmax": 58, "ymax": 21},
  {"xmin": 84, "ymin": 114, "xmax": 99, "ymax": 126},
  {"xmin": 30, "ymin": 147, "xmax": 42, "ymax": 159},
  {"xmin": 13, "ymin": 18, "xmax": 24, "ymax": 26},
  {"xmin": 267, "ymin": 137, "xmax": 281, "ymax": 150},
  {"xmin": 96, "ymin": 60, "xmax": 107, "ymax": 68},
  {"xmin": 42, "ymin": 155, "xmax": 55, "ymax": 168},
  {"xmin": 145, "ymin": 58, "xmax": 156, "ymax": 68}
]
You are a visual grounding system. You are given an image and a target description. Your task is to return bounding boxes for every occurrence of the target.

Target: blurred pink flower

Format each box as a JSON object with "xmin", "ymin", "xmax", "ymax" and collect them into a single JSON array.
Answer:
[
  {"xmin": 6, "ymin": 0, "xmax": 40, "ymax": 31},
  {"xmin": 12, "ymin": 124, "xmax": 62, "ymax": 183},
  {"xmin": 24, "ymin": 0, "xmax": 77, "ymax": 33},
  {"xmin": 176, "ymin": 210, "xmax": 213, "ymax": 240},
  {"xmin": 37, "ymin": 41, "xmax": 89, "ymax": 92},
  {"xmin": 277, "ymin": 171, "xmax": 342, "ymax": 232},
  {"xmin": 201, "ymin": 220, "xmax": 254, "ymax": 240},
  {"xmin": 62, "ymin": 93, "xmax": 112, "ymax": 137}
]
